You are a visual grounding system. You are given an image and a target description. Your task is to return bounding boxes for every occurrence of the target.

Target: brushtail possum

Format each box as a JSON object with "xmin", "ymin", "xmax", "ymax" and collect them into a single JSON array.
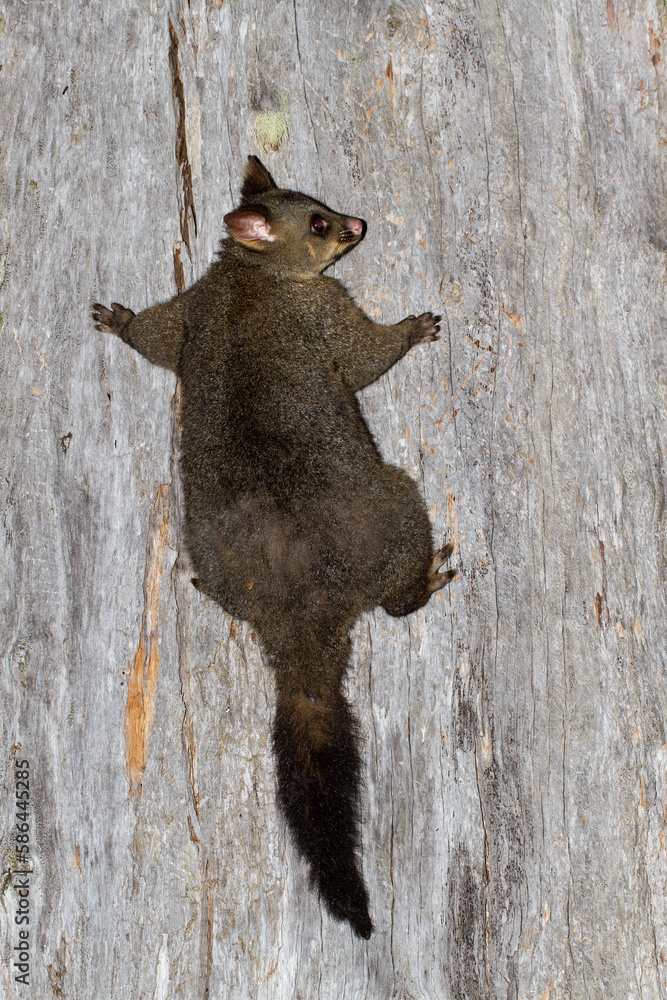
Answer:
[{"xmin": 92, "ymin": 156, "xmax": 454, "ymax": 939}]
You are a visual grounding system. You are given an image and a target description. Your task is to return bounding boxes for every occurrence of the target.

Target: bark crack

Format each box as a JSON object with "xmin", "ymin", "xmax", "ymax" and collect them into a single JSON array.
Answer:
[
  {"xmin": 389, "ymin": 790, "xmax": 396, "ymax": 979},
  {"xmin": 292, "ymin": 0, "xmax": 322, "ymax": 187},
  {"xmin": 168, "ymin": 16, "xmax": 198, "ymax": 252},
  {"xmin": 166, "ymin": 376, "xmax": 212, "ymax": 1000},
  {"xmin": 473, "ymin": 733, "xmax": 492, "ymax": 989}
]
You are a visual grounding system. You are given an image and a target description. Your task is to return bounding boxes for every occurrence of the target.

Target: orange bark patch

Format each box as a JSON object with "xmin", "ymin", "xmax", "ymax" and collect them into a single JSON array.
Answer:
[
  {"xmin": 385, "ymin": 58, "xmax": 395, "ymax": 107},
  {"xmin": 125, "ymin": 485, "xmax": 171, "ymax": 796},
  {"xmin": 71, "ymin": 845, "xmax": 82, "ymax": 875},
  {"xmin": 501, "ymin": 307, "xmax": 522, "ymax": 328},
  {"xmin": 650, "ymin": 22, "xmax": 663, "ymax": 66},
  {"xmin": 606, "ymin": 0, "xmax": 617, "ymax": 32}
]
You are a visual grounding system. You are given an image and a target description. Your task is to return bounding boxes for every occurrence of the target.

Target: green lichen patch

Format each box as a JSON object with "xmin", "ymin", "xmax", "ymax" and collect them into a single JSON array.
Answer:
[{"xmin": 253, "ymin": 95, "xmax": 289, "ymax": 152}]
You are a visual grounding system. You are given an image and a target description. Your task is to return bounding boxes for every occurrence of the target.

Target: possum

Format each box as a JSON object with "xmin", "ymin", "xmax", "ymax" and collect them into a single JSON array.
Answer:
[{"xmin": 92, "ymin": 156, "xmax": 454, "ymax": 939}]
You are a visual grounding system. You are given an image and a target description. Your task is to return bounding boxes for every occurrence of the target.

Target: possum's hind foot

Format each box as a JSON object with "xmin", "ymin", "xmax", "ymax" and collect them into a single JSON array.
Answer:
[
  {"xmin": 428, "ymin": 542, "xmax": 455, "ymax": 594},
  {"xmin": 382, "ymin": 541, "xmax": 455, "ymax": 617}
]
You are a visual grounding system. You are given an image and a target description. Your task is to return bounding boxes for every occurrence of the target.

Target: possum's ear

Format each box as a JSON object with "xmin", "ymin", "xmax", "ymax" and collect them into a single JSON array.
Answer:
[
  {"xmin": 224, "ymin": 209, "xmax": 275, "ymax": 243},
  {"xmin": 241, "ymin": 156, "xmax": 277, "ymax": 201}
]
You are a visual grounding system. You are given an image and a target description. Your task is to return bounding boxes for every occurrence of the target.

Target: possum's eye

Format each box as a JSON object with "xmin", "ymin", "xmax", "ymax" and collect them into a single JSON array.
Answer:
[{"xmin": 310, "ymin": 215, "xmax": 329, "ymax": 236}]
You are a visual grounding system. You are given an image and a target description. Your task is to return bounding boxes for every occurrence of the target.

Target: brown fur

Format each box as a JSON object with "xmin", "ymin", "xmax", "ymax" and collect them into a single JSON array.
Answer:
[{"xmin": 92, "ymin": 157, "xmax": 454, "ymax": 938}]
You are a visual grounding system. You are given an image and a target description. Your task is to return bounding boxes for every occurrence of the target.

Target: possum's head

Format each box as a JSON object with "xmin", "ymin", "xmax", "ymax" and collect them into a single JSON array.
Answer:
[{"xmin": 223, "ymin": 156, "xmax": 366, "ymax": 279}]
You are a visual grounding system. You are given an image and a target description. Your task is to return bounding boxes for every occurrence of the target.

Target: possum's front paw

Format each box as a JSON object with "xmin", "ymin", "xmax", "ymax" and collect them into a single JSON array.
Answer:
[
  {"xmin": 92, "ymin": 302, "xmax": 135, "ymax": 338},
  {"xmin": 403, "ymin": 312, "xmax": 441, "ymax": 346}
]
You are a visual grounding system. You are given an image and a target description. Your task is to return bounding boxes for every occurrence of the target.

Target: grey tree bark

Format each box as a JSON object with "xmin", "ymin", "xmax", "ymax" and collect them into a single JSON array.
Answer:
[{"xmin": 1, "ymin": 1, "xmax": 666, "ymax": 997}]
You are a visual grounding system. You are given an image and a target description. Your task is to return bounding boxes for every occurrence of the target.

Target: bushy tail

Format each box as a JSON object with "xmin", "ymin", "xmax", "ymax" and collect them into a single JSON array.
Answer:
[{"xmin": 272, "ymin": 679, "xmax": 373, "ymax": 938}]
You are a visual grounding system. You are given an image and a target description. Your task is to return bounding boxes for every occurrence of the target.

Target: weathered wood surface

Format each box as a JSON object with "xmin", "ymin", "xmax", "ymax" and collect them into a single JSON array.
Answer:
[{"xmin": 1, "ymin": 1, "xmax": 666, "ymax": 997}]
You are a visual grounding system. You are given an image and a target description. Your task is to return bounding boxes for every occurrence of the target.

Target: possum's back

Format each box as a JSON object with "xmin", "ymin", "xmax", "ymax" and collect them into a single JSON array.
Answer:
[{"xmin": 178, "ymin": 255, "xmax": 380, "ymax": 524}]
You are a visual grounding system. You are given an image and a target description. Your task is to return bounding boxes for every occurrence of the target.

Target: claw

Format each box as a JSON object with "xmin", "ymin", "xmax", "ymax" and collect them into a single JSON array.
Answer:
[
  {"xmin": 430, "ymin": 542, "xmax": 454, "ymax": 573},
  {"xmin": 409, "ymin": 311, "xmax": 442, "ymax": 346},
  {"xmin": 428, "ymin": 568, "xmax": 456, "ymax": 594},
  {"xmin": 428, "ymin": 542, "xmax": 455, "ymax": 594},
  {"xmin": 91, "ymin": 301, "xmax": 135, "ymax": 337}
]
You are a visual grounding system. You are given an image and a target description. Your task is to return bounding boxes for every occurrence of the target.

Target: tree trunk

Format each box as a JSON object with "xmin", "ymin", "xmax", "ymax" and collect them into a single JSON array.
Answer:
[{"xmin": 2, "ymin": 1, "xmax": 666, "ymax": 997}]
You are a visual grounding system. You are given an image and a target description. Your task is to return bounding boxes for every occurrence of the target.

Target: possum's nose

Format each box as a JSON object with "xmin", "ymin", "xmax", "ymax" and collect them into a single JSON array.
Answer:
[{"xmin": 346, "ymin": 217, "xmax": 366, "ymax": 238}]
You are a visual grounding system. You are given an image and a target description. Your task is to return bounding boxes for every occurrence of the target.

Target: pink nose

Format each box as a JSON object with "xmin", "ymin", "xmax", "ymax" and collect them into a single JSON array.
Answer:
[{"xmin": 346, "ymin": 217, "xmax": 364, "ymax": 236}]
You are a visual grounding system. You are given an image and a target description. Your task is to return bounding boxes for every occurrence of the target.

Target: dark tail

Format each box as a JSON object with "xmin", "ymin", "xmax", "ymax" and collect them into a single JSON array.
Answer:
[{"xmin": 272, "ymin": 676, "xmax": 373, "ymax": 939}]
